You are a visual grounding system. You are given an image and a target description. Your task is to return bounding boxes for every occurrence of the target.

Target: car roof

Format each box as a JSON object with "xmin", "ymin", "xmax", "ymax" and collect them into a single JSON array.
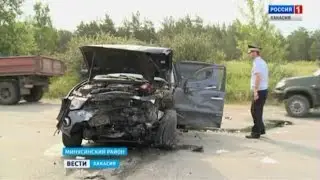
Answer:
[{"xmin": 80, "ymin": 44, "xmax": 172, "ymax": 54}]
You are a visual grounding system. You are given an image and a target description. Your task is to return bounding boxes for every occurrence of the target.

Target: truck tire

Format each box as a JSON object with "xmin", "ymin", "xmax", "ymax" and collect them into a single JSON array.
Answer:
[
  {"xmin": 285, "ymin": 95, "xmax": 310, "ymax": 117},
  {"xmin": 62, "ymin": 132, "xmax": 83, "ymax": 147},
  {"xmin": 155, "ymin": 109, "xmax": 177, "ymax": 149},
  {"xmin": 23, "ymin": 86, "xmax": 44, "ymax": 102},
  {"xmin": 0, "ymin": 81, "xmax": 20, "ymax": 105}
]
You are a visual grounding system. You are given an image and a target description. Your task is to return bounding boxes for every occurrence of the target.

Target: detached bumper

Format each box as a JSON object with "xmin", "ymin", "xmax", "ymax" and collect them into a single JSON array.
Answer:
[{"xmin": 272, "ymin": 89, "xmax": 285, "ymax": 101}]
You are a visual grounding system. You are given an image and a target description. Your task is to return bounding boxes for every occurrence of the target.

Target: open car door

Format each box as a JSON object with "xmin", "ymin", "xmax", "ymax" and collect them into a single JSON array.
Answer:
[{"xmin": 173, "ymin": 61, "xmax": 226, "ymax": 130}]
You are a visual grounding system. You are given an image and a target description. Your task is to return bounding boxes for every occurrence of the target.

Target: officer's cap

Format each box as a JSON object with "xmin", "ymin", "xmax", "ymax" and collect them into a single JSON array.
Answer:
[{"xmin": 248, "ymin": 45, "xmax": 261, "ymax": 53}]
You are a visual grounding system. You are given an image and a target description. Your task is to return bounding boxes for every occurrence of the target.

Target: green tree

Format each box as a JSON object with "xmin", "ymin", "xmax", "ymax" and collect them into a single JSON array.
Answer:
[
  {"xmin": 75, "ymin": 14, "xmax": 116, "ymax": 37},
  {"xmin": 117, "ymin": 11, "xmax": 157, "ymax": 43},
  {"xmin": 235, "ymin": 0, "xmax": 287, "ymax": 62},
  {"xmin": 221, "ymin": 22, "xmax": 241, "ymax": 60},
  {"xmin": 10, "ymin": 21, "xmax": 38, "ymax": 55},
  {"xmin": 158, "ymin": 15, "xmax": 205, "ymax": 39},
  {"xmin": 56, "ymin": 30, "xmax": 73, "ymax": 53},
  {"xmin": 286, "ymin": 27, "xmax": 312, "ymax": 61},
  {"xmin": 0, "ymin": 0, "xmax": 24, "ymax": 55},
  {"xmin": 32, "ymin": 1, "xmax": 58, "ymax": 54},
  {"xmin": 308, "ymin": 30, "xmax": 320, "ymax": 60}
]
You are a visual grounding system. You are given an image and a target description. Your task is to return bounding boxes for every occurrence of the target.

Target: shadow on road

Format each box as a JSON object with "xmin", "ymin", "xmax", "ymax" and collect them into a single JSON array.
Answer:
[
  {"xmin": 284, "ymin": 111, "xmax": 320, "ymax": 121},
  {"xmin": 260, "ymin": 137, "xmax": 320, "ymax": 159},
  {"xmin": 0, "ymin": 101, "xmax": 60, "ymax": 113}
]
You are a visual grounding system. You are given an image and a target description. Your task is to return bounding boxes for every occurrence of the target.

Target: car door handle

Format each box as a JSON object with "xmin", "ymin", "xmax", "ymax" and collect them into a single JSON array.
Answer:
[
  {"xmin": 205, "ymin": 85, "xmax": 216, "ymax": 90},
  {"xmin": 311, "ymin": 84, "xmax": 317, "ymax": 88},
  {"xmin": 211, "ymin": 97, "xmax": 223, "ymax": 100}
]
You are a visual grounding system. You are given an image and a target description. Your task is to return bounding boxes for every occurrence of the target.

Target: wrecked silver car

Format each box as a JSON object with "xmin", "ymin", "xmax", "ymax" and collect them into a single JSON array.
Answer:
[{"xmin": 56, "ymin": 45, "xmax": 227, "ymax": 148}]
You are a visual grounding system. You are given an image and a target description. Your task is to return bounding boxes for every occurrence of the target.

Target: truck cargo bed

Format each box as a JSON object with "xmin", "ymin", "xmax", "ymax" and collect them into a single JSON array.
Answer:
[{"xmin": 0, "ymin": 56, "xmax": 65, "ymax": 76}]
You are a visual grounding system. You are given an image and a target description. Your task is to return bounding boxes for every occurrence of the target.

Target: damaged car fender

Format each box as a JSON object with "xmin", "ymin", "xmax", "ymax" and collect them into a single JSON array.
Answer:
[
  {"xmin": 61, "ymin": 108, "xmax": 94, "ymax": 137},
  {"xmin": 56, "ymin": 96, "xmax": 90, "ymax": 137}
]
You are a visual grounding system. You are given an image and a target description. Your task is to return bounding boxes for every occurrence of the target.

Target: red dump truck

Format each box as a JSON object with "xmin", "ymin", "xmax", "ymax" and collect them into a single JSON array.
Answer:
[{"xmin": 0, "ymin": 56, "xmax": 66, "ymax": 105}]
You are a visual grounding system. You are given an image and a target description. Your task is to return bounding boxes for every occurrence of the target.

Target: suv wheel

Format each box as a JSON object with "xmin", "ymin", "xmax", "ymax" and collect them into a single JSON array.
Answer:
[
  {"xmin": 155, "ymin": 109, "xmax": 177, "ymax": 149},
  {"xmin": 62, "ymin": 132, "xmax": 83, "ymax": 147},
  {"xmin": 285, "ymin": 95, "xmax": 310, "ymax": 117}
]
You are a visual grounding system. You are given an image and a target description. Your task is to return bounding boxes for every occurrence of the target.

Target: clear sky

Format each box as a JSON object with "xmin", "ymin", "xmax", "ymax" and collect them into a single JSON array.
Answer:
[{"xmin": 21, "ymin": 0, "xmax": 320, "ymax": 36}]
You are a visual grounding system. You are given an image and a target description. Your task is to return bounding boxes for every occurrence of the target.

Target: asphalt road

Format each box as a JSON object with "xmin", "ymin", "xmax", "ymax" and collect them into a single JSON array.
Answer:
[{"xmin": 0, "ymin": 101, "xmax": 319, "ymax": 180}]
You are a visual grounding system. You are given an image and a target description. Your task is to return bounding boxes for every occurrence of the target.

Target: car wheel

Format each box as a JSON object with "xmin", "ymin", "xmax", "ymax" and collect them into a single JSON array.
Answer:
[
  {"xmin": 285, "ymin": 95, "xmax": 310, "ymax": 117},
  {"xmin": 62, "ymin": 132, "xmax": 83, "ymax": 147},
  {"xmin": 155, "ymin": 109, "xmax": 177, "ymax": 149},
  {"xmin": 23, "ymin": 86, "xmax": 44, "ymax": 102},
  {"xmin": 0, "ymin": 81, "xmax": 20, "ymax": 105}
]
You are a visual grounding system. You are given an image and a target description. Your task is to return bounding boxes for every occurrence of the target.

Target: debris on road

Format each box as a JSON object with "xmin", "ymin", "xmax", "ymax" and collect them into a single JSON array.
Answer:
[
  {"xmin": 175, "ymin": 144, "xmax": 205, "ymax": 153},
  {"xmin": 84, "ymin": 174, "xmax": 106, "ymax": 180},
  {"xmin": 192, "ymin": 146, "xmax": 204, "ymax": 152}
]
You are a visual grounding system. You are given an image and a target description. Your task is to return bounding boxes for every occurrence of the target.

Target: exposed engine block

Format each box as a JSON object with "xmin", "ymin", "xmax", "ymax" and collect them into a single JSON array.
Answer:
[{"xmin": 87, "ymin": 100, "xmax": 158, "ymax": 128}]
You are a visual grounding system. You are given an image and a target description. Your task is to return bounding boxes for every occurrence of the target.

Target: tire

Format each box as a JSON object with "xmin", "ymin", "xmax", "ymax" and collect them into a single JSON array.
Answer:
[
  {"xmin": 23, "ymin": 86, "xmax": 44, "ymax": 102},
  {"xmin": 162, "ymin": 91, "xmax": 174, "ymax": 109},
  {"xmin": 155, "ymin": 109, "xmax": 177, "ymax": 149},
  {"xmin": 62, "ymin": 132, "xmax": 83, "ymax": 147},
  {"xmin": 285, "ymin": 95, "xmax": 310, "ymax": 117},
  {"xmin": 0, "ymin": 81, "xmax": 20, "ymax": 105}
]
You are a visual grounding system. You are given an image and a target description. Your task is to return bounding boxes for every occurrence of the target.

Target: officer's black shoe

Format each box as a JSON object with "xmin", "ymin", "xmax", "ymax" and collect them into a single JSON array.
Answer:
[
  {"xmin": 261, "ymin": 130, "xmax": 265, "ymax": 135},
  {"xmin": 245, "ymin": 134, "xmax": 260, "ymax": 139}
]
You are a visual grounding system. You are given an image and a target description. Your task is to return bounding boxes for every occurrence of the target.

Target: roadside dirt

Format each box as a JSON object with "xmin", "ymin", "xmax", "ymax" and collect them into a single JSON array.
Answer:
[{"xmin": 0, "ymin": 100, "xmax": 319, "ymax": 180}]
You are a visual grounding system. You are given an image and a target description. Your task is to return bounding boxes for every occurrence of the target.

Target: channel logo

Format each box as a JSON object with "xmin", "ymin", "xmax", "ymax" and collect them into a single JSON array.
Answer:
[
  {"xmin": 268, "ymin": 5, "xmax": 303, "ymax": 21},
  {"xmin": 62, "ymin": 147, "xmax": 127, "ymax": 169},
  {"xmin": 64, "ymin": 159, "xmax": 120, "ymax": 169},
  {"xmin": 62, "ymin": 147, "xmax": 128, "ymax": 156}
]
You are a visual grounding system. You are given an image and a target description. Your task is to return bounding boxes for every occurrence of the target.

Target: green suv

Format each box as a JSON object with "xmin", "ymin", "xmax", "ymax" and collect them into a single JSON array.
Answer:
[{"xmin": 274, "ymin": 69, "xmax": 320, "ymax": 117}]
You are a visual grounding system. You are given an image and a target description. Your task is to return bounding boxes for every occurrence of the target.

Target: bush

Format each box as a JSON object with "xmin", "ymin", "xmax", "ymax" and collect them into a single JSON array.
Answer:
[{"xmin": 44, "ymin": 73, "xmax": 79, "ymax": 99}]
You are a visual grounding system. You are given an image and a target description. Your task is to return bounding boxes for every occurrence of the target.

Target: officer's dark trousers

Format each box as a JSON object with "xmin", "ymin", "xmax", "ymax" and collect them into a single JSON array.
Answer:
[{"xmin": 251, "ymin": 89, "xmax": 268, "ymax": 135}]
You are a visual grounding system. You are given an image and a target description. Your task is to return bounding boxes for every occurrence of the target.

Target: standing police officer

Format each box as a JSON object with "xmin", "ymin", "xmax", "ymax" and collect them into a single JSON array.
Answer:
[{"xmin": 246, "ymin": 45, "xmax": 269, "ymax": 139}]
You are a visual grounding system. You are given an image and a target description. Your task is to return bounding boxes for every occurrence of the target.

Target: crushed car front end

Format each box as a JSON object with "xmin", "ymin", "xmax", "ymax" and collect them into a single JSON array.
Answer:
[
  {"xmin": 56, "ymin": 45, "xmax": 176, "ymax": 147},
  {"xmin": 57, "ymin": 74, "xmax": 174, "ymax": 145}
]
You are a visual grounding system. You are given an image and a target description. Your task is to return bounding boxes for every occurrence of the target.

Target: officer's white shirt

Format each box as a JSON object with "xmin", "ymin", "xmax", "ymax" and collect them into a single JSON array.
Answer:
[{"xmin": 250, "ymin": 56, "xmax": 268, "ymax": 91}]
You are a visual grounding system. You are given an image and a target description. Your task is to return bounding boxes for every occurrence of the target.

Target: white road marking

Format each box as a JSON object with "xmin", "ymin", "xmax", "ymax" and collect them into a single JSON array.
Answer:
[
  {"xmin": 274, "ymin": 130, "xmax": 289, "ymax": 134},
  {"xmin": 216, "ymin": 149, "xmax": 230, "ymax": 154},
  {"xmin": 44, "ymin": 143, "xmax": 64, "ymax": 157},
  {"xmin": 260, "ymin": 156, "xmax": 278, "ymax": 164}
]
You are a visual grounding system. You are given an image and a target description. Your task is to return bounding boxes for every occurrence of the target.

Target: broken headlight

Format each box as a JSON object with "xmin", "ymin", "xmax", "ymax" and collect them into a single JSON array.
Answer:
[{"xmin": 69, "ymin": 97, "xmax": 88, "ymax": 110}]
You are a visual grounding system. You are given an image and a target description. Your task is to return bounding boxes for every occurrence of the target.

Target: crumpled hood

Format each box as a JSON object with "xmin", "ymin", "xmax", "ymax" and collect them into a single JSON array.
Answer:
[
  {"xmin": 79, "ymin": 45, "xmax": 173, "ymax": 81},
  {"xmin": 285, "ymin": 76, "xmax": 311, "ymax": 81},
  {"xmin": 284, "ymin": 75, "xmax": 318, "ymax": 85}
]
